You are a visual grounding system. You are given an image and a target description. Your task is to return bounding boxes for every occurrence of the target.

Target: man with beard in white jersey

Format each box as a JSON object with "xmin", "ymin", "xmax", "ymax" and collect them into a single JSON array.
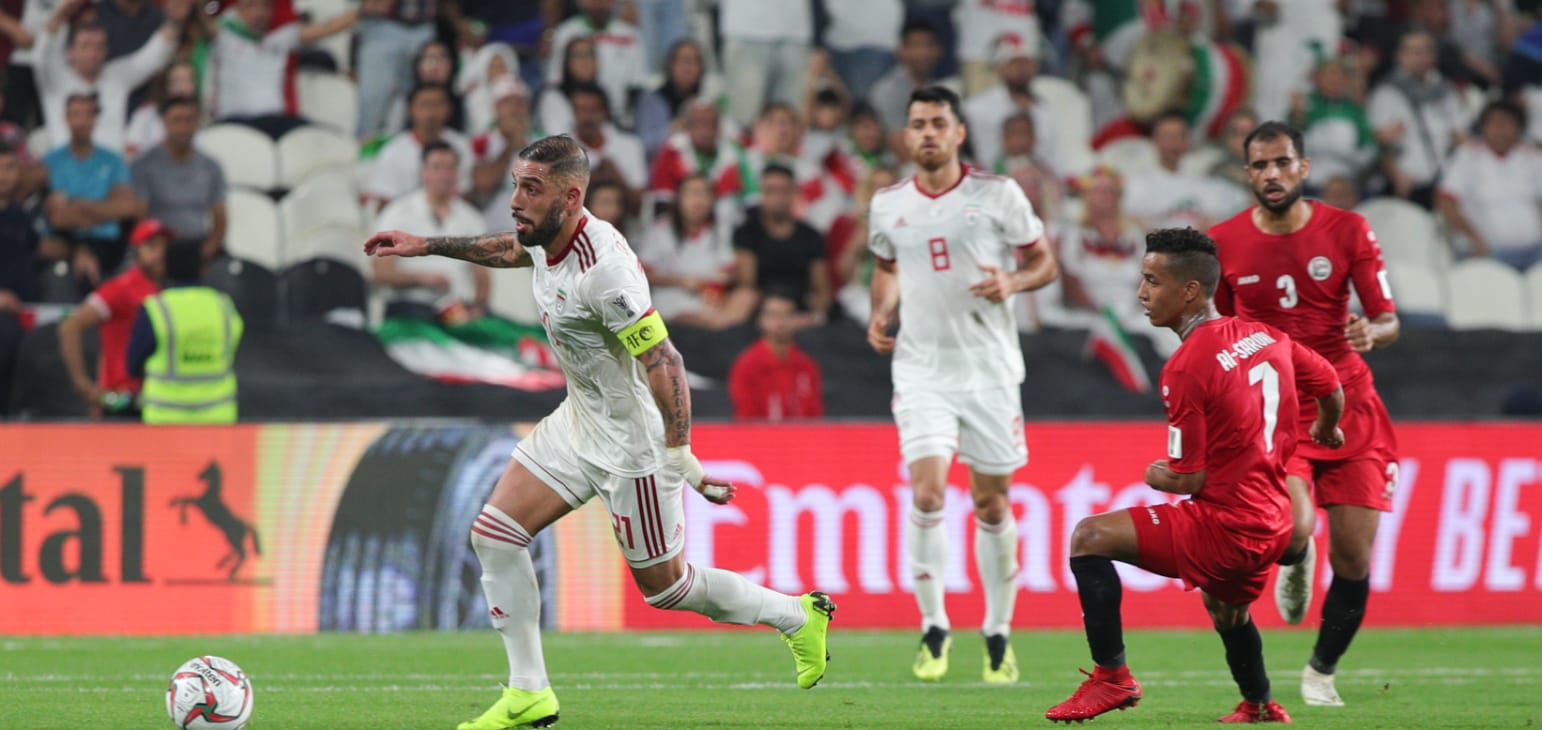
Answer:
[
  {"xmin": 866, "ymin": 85, "xmax": 1057, "ymax": 684},
  {"xmin": 366, "ymin": 135, "xmax": 835, "ymax": 730}
]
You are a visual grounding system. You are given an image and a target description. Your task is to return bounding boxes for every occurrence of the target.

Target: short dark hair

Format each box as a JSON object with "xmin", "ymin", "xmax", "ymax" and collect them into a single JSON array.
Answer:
[
  {"xmin": 158, "ymin": 94, "xmax": 198, "ymax": 117},
  {"xmin": 565, "ymin": 80, "xmax": 610, "ymax": 116},
  {"xmin": 901, "ymin": 18, "xmax": 939, "ymax": 41},
  {"xmin": 517, "ymin": 135, "xmax": 590, "ymax": 188},
  {"xmin": 407, "ymin": 82, "xmax": 451, "ymax": 106},
  {"xmin": 65, "ymin": 92, "xmax": 100, "ymax": 114},
  {"xmin": 1478, "ymin": 99, "xmax": 1527, "ymax": 131},
  {"xmin": 814, "ymin": 88, "xmax": 844, "ymax": 108},
  {"xmin": 420, "ymin": 139, "xmax": 458, "ymax": 163},
  {"xmin": 1003, "ymin": 111, "xmax": 1035, "ymax": 134},
  {"xmin": 1145, "ymin": 227, "xmax": 1220, "ymax": 296},
  {"xmin": 67, "ymin": 22, "xmax": 106, "ymax": 48},
  {"xmin": 586, "ymin": 178, "xmax": 624, "ymax": 198},
  {"xmin": 1242, "ymin": 120, "xmax": 1306, "ymax": 162},
  {"xmin": 758, "ymin": 100, "xmax": 798, "ymax": 122},
  {"xmin": 1150, "ymin": 110, "xmax": 1189, "ymax": 132},
  {"xmin": 908, "ymin": 85, "xmax": 963, "ymax": 123},
  {"xmin": 850, "ymin": 101, "xmax": 882, "ymax": 126},
  {"xmin": 165, "ymin": 241, "xmax": 204, "ymax": 282},
  {"xmin": 761, "ymin": 162, "xmax": 796, "ymax": 183}
]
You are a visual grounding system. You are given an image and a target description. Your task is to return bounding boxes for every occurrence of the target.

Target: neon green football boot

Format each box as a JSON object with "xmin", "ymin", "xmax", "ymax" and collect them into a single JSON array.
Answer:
[
  {"xmin": 781, "ymin": 591, "xmax": 837, "ymax": 689},
  {"xmin": 982, "ymin": 634, "xmax": 1019, "ymax": 684},
  {"xmin": 912, "ymin": 626, "xmax": 951, "ymax": 681},
  {"xmin": 456, "ymin": 685, "xmax": 559, "ymax": 730}
]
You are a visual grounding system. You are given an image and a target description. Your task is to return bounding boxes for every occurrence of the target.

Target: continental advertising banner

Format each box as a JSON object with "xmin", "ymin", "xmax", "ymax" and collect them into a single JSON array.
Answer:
[{"xmin": 0, "ymin": 422, "xmax": 1538, "ymax": 634}]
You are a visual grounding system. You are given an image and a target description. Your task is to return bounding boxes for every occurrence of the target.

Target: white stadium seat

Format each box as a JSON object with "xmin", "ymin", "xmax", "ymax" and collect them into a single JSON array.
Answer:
[
  {"xmin": 1385, "ymin": 261, "xmax": 1447, "ymax": 323},
  {"xmin": 1446, "ymin": 258, "xmax": 1530, "ymax": 331},
  {"xmin": 489, "ymin": 267, "xmax": 539, "ymax": 325},
  {"xmin": 277, "ymin": 125, "xmax": 358, "ymax": 189},
  {"xmin": 197, "ymin": 124, "xmax": 279, "ymax": 191},
  {"xmin": 1031, "ymin": 76, "xmax": 1094, "ymax": 176},
  {"xmin": 1354, "ymin": 197, "xmax": 1451, "ymax": 268},
  {"xmin": 1525, "ymin": 262, "xmax": 1542, "ymax": 331},
  {"xmin": 224, "ymin": 188, "xmax": 285, "ymax": 271},
  {"xmin": 298, "ymin": 71, "xmax": 359, "ymax": 136},
  {"xmin": 280, "ymin": 169, "xmax": 362, "ymax": 245},
  {"xmin": 1094, "ymin": 136, "xmax": 1158, "ymax": 177},
  {"xmin": 288, "ymin": 223, "xmax": 370, "ymax": 278}
]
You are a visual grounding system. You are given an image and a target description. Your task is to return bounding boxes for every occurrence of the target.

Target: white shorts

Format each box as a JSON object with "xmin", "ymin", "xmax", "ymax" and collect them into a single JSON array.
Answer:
[
  {"xmin": 511, "ymin": 407, "xmax": 684, "ymax": 568},
  {"xmin": 892, "ymin": 386, "xmax": 1028, "ymax": 475}
]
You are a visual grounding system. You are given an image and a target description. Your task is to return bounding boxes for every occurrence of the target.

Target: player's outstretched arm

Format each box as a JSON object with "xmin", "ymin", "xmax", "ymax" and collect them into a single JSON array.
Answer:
[
  {"xmin": 1144, "ymin": 460, "xmax": 1206, "ymax": 495},
  {"xmin": 364, "ymin": 230, "xmax": 533, "ymax": 268},
  {"xmin": 638, "ymin": 337, "xmax": 735, "ymax": 505}
]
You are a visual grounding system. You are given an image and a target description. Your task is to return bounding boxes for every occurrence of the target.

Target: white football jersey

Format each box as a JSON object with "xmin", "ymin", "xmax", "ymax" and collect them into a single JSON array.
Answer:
[
  {"xmin": 868, "ymin": 166, "xmax": 1045, "ymax": 393},
  {"xmin": 530, "ymin": 211, "xmax": 664, "ymax": 476}
]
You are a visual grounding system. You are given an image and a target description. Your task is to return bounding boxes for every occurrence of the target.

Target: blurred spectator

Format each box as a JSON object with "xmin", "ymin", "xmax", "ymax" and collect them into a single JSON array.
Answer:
[
  {"xmin": 569, "ymin": 81, "xmax": 646, "ymax": 215},
  {"xmin": 457, "ymin": 42, "xmax": 520, "ymax": 135},
  {"xmin": 1436, "ymin": 100, "xmax": 1542, "ymax": 269},
  {"xmin": 964, "ymin": 32, "xmax": 1059, "ymax": 177},
  {"xmin": 636, "ymin": 174, "xmax": 734, "ymax": 324},
  {"xmin": 829, "ymin": 166, "xmax": 898, "ymax": 324},
  {"xmin": 728, "ymin": 290, "xmax": 824, "ymax": 421},
  {"xmin": 125, "ymin": 239, "xmax": 242, "ymax": 424},
  {"xmin": 954, "ymin": 0, "xmax": 1041, "ymax": 97},
  {"xmin": 1200, "ymin": 107, "xmax": 1259, "ymax": 191},
  {"xmin": 0, "ymin": 86, "xmax": 50, "ymax": 198},
  {"xmin": 1369, "ymin": 29, "xmax": 1468, "ymax": 208},
  {"xmin": 830, "ymin": 103, "xmax": 896, "ymax": 189},
  {"xmin": 1123, "ymin": 112, "xmax": 1248, "ymax": 230},
  {"xmin": 0, "ymin": 1, "xmax": 52, "ymax": 131},
  {"xmin": 1320, "ymin": 174, "xmax": 1362, "ymax": 210},
  {"xmin": 1447, "ymin": 0, "xmax": 1502, "ymax": 84},
  {"xmin": 123, "ymin": 60, "xmax": 197, "ymax": 160},
  {"xmin": 821, "ymin": 0, "xmax": 902, "ymax": 99},
  {"xmin": 385, "ymin": 40, "xmax": 465, "ymax": 134},
  {"xmin": 42, "ymin": 92, "xmax": 144, "ymax": 287},
  {"xmin": 1291, "ymin": 56, "xmax": 1378, "ymax": 189},
  {"xmin": 546, "ymin": 0, "xmax": 646, "ymax": 127},
  {"xmin": 1056, "ymin": 166, "xmax": 1145, "ymax": 328},
  {"xmin": 994, "ymin": 112, "xmax": 1062, "ymax": 224},
  {"xmin": 206, "ymin": 0, "xmax": 357, "ymax": 137},
  {"xmin": 1360, "ymin": 0, "xmax": 1498, "ymax": 89},
  {"xmin": 131, "ymin": 96, "xmax": 227, "ymax": 260},
  {"xmin": 366, "ymin": 83, "xmax": 473, "ymax": 210},
  {"xmin": 354, "ymin": 0, "xmax": 473, "ymax": 139},
  {"xmin": 57, "ymin": 218, "xmax": 166, "ymax": 418},
  {"xmin": 731, "ymin": 101, "xmax": 842, "ymax": 233},
  {"xmin": 584, "ymin": 178, "xmax": 629, "ymax": 235},
  {"xmin": 800, "ymin": 83, "xmax": 848, "ymax": 174},
  {"xmin": 869, "ymin": 19, "xmax": 958, "ymax": 138},
  {"xmin": 718, "ymin": 0, "xmax": 812, "ymax": 128},
  {"xmin": 634, "ymin": 38, "xmax": 724, "ymax": 159},
  {"xmin": 97, "ymin": 0, "xmax": 164, "ymax": 62},
  {"xmin": 648, "ymin": 97, "xmax": 745, "ymax": 224},
  {"xmin": 731, "ymin": 163, "xmax": 830, "ymax": 328},
  {"xmin": 373, "ymin": 141, "xmax": 489, "ymax": 319},
  {"xmin": 0, "ymin": 146, "xmax": 38, "ymax": 414},
  {"xmin": 537, "ymin": 35, "xmax": 598, "ymax": 136},
  {"xmin": 34, "ymin": 0, "xmax": 188, "ymax": 152},
  {"xmin": 470, "ymin": 76, "xmax": 531, "ymax": 215},
  {"xmin": 1245, "ymin": 0, "xmax": 1344, "ymax": 123},
  {"xmin": 632, "ymin": 0, "xmax": 689, "ymax": 71}
]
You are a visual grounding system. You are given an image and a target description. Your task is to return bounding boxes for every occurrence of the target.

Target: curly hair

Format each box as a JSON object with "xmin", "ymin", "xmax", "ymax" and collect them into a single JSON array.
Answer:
[{"xmin": 1144, "ymin": 227, "xmax": 1220, "ymax": 296}]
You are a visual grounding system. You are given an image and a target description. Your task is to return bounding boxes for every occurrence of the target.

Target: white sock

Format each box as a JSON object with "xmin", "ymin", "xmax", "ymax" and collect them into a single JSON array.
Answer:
[
  {"xmin": 975, "ymin": 516, "xmax": 1020, "ymax": 638},
  {"xmin": 645, "ymin": 563, "xmax": 807, "ymax": 635},
  {"xmin": 906, "ymin": 507, "xmax": 950, "ymax": 632},
  {"xmin": 470, "ymin": 505, "xmax": 549, "ymax": 691}
]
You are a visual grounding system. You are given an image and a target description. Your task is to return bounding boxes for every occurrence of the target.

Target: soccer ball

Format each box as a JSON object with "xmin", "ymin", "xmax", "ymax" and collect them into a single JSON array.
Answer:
[{"xmin": 165, "ymin": 656, "xmax": 254, "ymax": 729}]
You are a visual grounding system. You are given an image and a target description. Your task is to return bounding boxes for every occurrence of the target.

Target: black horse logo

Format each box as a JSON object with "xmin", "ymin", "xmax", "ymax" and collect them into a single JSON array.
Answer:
[{"xmin": 170, "ymin": 462, "xmax": 262, "ymax": 580}]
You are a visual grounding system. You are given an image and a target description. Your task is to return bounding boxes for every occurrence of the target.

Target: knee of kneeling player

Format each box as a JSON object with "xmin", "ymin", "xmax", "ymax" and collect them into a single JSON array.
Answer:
[{"xmin": 1069, "ymin": 518, "xmax": 1112, "ymax": 557}]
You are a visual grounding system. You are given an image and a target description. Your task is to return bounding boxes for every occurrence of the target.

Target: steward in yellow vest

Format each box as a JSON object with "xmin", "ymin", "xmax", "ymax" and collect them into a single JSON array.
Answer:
[{"xmin": 125, "ymin": 240, "xmax": 243, "ymax": 424}]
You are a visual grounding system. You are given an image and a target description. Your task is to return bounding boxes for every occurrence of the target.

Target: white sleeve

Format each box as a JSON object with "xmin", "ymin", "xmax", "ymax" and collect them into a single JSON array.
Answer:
[
  {"xmin": 263, "ymin": 23, "xmax": 303, "ymax": 53},
  {"xmin": 34, "ymin": 24, "xmax": 66, "ymax": 92},
  {"xmin": 995, "ymin": 178, "xmax": 1045, "ymax": 247},
  {"xmin": 614, "ymin": 134, "xmax": 648, "ymax": 190},
  {"xmin": 1366, "ymin": 86, "xmax": 1406, "ymax": 131},
  {"xmin": 1436, "ymin": 146, "xmax": 1471, "ymax": 197},
  {"xmin": 585, "ymin": 257, "xmax": 657, "ymax": 334},
  {"xmin": 106, "ymin": 31, "xmax": 174, "ymax": 90},
  {"xmin": 867, "ymin": 196, "xmax": 896, "ymax": 261},
  {"xmin": 366, "ymin": 142, "xmax": 411, "ymax": 200},
  {"xmin": 374, "ymin": 198, "xmax": 407, "ymax": 232}
]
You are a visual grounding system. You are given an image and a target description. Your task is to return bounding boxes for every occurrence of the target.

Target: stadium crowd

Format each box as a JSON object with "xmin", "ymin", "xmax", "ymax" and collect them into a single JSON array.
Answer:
[{"xmin": 0, "ymin": 0, "xmax": 1540, "ymax": 418}]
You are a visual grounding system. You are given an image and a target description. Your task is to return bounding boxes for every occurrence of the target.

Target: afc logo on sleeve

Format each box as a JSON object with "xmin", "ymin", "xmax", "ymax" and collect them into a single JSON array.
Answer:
[{"xmin": 624, "ymin": 324, "xmax": 656, "ymax": 352}]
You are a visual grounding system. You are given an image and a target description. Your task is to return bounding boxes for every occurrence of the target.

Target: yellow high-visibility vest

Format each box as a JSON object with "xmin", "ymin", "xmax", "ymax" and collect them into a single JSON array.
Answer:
[{"xmin": 141, "ymin": 287, "xmax": 243, "ymax": 424}]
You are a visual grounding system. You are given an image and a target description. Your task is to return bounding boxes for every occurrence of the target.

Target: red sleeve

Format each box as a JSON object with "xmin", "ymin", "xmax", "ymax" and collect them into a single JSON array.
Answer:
[
  {"xmin": 95, "ymin": 279, "xmax": 127, "ymax": 322},
  {"xmin": 649, "ymin": 147, "xmax": 682, "ymax": 195},
  {"xmin": 1347, "ymin": 215, "xmax": 1396, "ymax": 318},
  {"xmin": 1214, "ymin": 272, "xmax": 1236, "ymax": 317},
  {"xmin": 803, "ymin": 356, "xmax": 824, "ymax": 418},
  {"xmin": 727, "ymin": 350, "xmax": 767, "ymax": 420},
  {"xmin": 1161, "ymin": 368, "xmax": 1207, "ymax": 474},
  {"xmin": 1290, "ymin": 339, "xmax": 1340, "ymax": 400}
]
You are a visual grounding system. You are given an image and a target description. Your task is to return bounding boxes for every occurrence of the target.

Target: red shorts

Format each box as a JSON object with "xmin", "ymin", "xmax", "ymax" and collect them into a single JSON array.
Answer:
[
  {"xmin": 1287, "ymin": 386, "xmax": 1399, "ymax": 511},
  {"xmin": 1128, "ymin": 501, "xmax": 1290, "ymax": 606}
]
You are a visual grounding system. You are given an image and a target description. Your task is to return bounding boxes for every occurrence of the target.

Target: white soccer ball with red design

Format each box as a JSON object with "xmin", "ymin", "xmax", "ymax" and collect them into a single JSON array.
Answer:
[{"xmin": 165, "ymin": 656, "xmax": 254, "ymax": 729}]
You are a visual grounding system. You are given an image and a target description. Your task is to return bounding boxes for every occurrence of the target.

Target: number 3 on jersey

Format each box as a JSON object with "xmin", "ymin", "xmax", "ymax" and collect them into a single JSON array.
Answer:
[
  {"xmin": 1248, "ymin": 362, "xmax": 1280, "ymax": 451},
  {"xmin": 929, "ymin": 237, "xmax": 950, "ymax": 271},
  {"xmin": 1276, "ymin": 274, "xmax": 1298, "ymax": 308}
]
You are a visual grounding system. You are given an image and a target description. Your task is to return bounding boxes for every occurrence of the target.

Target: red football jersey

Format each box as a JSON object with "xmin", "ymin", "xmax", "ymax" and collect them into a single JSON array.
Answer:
[
  {"xmin": 1162, "ymin": 317, "xmax": 1340, "ymax": 539},
  {"xmin": 1210, "ymin": 202, "xmax": 1396, "ymax": 394},
  {"xmin": 84, "ymin": 266, "xmax": 160, "ymax": 393}
]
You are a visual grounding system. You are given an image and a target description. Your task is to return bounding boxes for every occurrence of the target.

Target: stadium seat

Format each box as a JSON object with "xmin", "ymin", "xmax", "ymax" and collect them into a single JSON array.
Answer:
[
  {"xmin": 1385, "ymin": 261, "xmax": 1447, "ymax": 327},
  {"xmin": 204, "ymin": 256, "xmax": 281, "ymax": 327},
  {"xmin": 282, "ymin": 257, "xmax": 368, "ymax": 323},
  {"xmin": 1525, "ymin": 262, "xmax": 1542, "ymax": 331},
  {"xmin": 1354, "ymin": 197, "xmax": 1451, "ymax": 268},
  {"xmin": 297, "ymin": 71, "xmax": 359, "ymax": 136},
  {"xmin": 196, "ymin": 124, "xmax": 279, "ymax": 191},
  {"xmin": 279, "ymin": 169, "xmax": 362, "ymax": 245},
  {"xmin": 1094, "ymin": 136, "xmax": 1158, "ymax": 177},
  {"xmin": 488, "ymin": 266, "xmax": 539, "ymax": 325},
  {"xmin": 225, "ymin": 188, "xmax": 286, "ymax": 271},
  {"xmin": 1446, "ymin": 258, "xmax": 1530, "ymax": 331},
  {"xmin": 277, "ymin": 125, "xmax": 358, "ymax": 189},
  {"xmin": 288, "ymin": 223, "xmax": 370, "ymax": 278},
  {"xmin": 1030, "ymin": 76, "xmax": 1094, "ymax": 176}
]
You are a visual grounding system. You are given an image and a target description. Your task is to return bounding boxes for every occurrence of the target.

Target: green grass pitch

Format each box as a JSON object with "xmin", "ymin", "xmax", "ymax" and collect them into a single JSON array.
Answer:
[{"xmin": 2, "ymin": 627, "xmax": 1537, "ymax": 728}]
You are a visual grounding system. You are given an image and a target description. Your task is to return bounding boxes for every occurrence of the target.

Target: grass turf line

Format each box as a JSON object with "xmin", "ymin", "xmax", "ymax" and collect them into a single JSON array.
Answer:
[{"xmin": 1, "ymin": 627, "xmax": 1537, "ymax": 728}]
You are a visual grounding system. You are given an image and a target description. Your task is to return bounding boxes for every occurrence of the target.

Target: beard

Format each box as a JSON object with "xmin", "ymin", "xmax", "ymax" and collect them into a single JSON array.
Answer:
[
  {"xmin": 1254, "ymin": 181, "xmax": 1304, "ymax": 214},
  {"xmin": 913, "ymin": 147, "xmax": 950, "ymax": 172},
  {"xmin": 515, "ymin": 206, "xmax": 566, "ymax": 249}
]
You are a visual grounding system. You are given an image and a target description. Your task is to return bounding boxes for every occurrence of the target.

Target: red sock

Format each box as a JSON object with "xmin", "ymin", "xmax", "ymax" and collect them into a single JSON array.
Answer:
[{"xmin": 1093, "ymin": 664, "xmax": 1133, "ymax": 684}]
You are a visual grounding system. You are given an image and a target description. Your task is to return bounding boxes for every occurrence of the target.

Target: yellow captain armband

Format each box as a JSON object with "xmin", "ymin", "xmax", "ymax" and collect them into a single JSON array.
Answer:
[{"xmin": 619, "ymin": 310, "xmax": 669, "ymax": 356}]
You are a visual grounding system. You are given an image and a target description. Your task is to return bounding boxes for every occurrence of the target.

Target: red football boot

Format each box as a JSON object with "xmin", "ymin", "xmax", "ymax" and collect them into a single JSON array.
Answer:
[
  {"xmin": 1218, "ymin": 699, "xmax": 1294, "ymax": 723},
  {"xmin": 1045, "ymin": 666, "xmax": 1143, "ymax": 723}
]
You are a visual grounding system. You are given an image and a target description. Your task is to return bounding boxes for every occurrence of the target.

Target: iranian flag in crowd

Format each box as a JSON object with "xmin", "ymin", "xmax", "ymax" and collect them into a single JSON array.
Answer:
[
  {"xmin": 1086, "ymin": 305, "xmax": 1152, "ymax": 393},
  {"xmin": 375, "ymin": 317, "xmax": 566, "ymax": 391}
]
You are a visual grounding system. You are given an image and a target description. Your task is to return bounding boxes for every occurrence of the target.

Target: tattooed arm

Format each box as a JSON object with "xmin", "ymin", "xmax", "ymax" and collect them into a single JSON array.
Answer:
[
  {"xmin": 638, "ymin": 338, "xmax": 691, "ymax": 448},
  {"xmin": 364, "ymin": 230, "xmax": 533, "ymax": 268}
]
